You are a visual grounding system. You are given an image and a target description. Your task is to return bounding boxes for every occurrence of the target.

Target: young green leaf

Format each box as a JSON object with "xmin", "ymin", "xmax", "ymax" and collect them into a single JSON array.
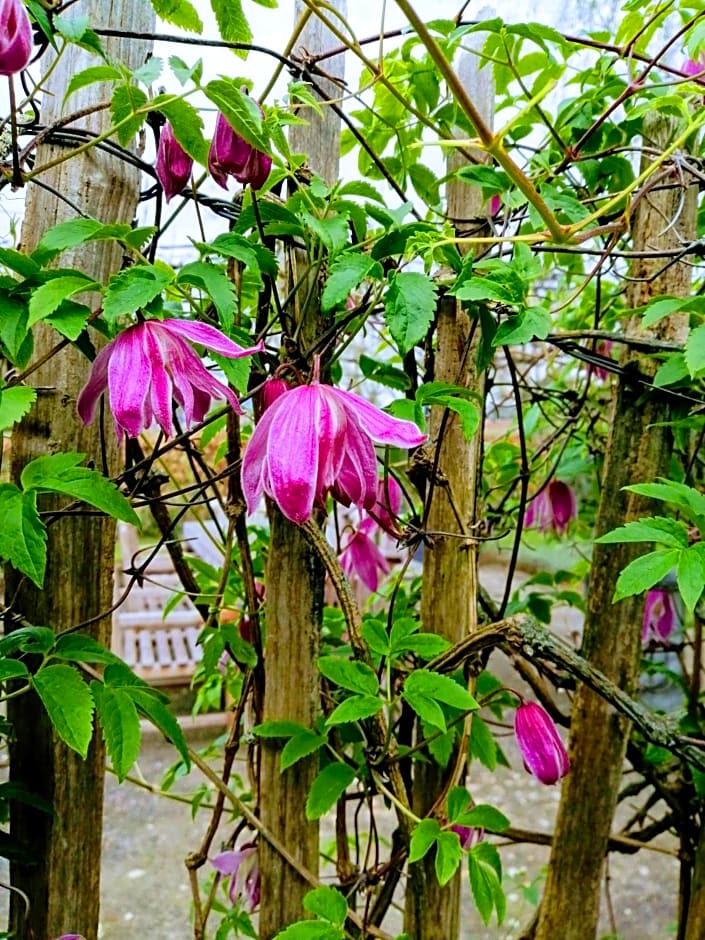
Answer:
[
  {"xmin": 455, "ymin": 804, "xmax": 510, "ymax": 832},
  {"xmin": 33, "ymin": 665, "xmax": 94, "ymax": 758},
  {"xmin": 102, "ymin": 265, "xmax": 173, "ymax": 322},
  {"xmin": 0, "ymin": 485, "xmax": 46, "ymax": 587},
  {"xmin": 317, "ymin": 656, "xmax": 379, "ymax": 695},
  {"xmin": 205, "ymin": 80, "xmax": 269, "ymax": 152},
  {"xmin": 280, "ymin": 731, "xmax": 326, "ymax": 772},
  {"xmin": 303, "ymin": 886, "xmax": 348, "ymax": 926},
  {"xmin": 408, "ymin": 818, "xmax": 441, "ymax": 862},
  {"xmin": 435, "ymin": 831, "xmax": 462, "ymax": 885},
  {"xmin": 152, "ymin": 95, "xmax": 209, "ymax": 166},
  {"xmin": 321, "ymin": 253, "xmax": 380, "ymax": 313},
  {"xmin": 28, "ymin": 274, "xmax": 99, "ymax": 327},
  {"xmin": 468, "ymin": 842, "xmax": 505, "ymax": 926},
  {"xmin": 612, "ymin": 549, "xmax": 681, "ymax": 602},
  {"xmin": 404, "ymin": 669, "xmax": 478, "ymax": 711},
  {"xmin": 0, "ymin": 626, "xmax": 55, "ymax": 657},
  {"xmin": 595, "ymin": 517, "xmax": 689, "ymax": 548},
  {"xmin": 92, "ymin": 683, "xmax": 141, "ymax": 782},
  {"xmin": 148, "ymin": 0, "xmax": 202, "ymax": 32},
  {"xmin": 305, "ymin": 763, "xmax": 356, "ymax": 820},
  {"xmin": 211, "ymin": 0, "xmax": 251, "ymax": 48},
  {"xmin": 111, "ymin": 84, "xmax": 149, "ymax": 147},
  {"xmin": 0, "ymin": 386, "xmax": 36, "ymax": 431},
  {"xmin": 128, "ymin": 689, "xmax": 189, "ymax": 766},
  {"xmin": 676, "ymin": 547, "xmax": 705, "ymax": 611},
  {"xmin": 325, "ymin": 695, "xmax": 383, "ymax": 727},
  {"xmin": 384, "ymin": 271, "xmax": 438, "ymax": 354},
  {"xmin": 54, "ymin": 634, "xmax": 119, "ymax": 665},
  {"xmin": 177, "ymin": 261, "xmax": 236, "ymax": 331}
]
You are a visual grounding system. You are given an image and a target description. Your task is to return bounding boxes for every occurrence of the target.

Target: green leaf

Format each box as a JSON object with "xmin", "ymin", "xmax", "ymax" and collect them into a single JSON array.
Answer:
[
  {"xmin": 305, "ymin": 763, "xmax": 356, "ymax": 820},
  {"xmin": 0, "ymin": 485, "xmax": 46, "ymax": 587},
  {"xmin": 317, "ymin": 657, "xmax": 379, "ymax": 695},
  {"xmin": 210, "ymin": 0, "xmax": 251, "ymax": 49},
  {"xmin": 280, "ymin": 731, "xmax": 326, "ymax": 772},
  {"xmin": 63, "ymin": 65, "xmax": 123, "ymax": 102},
  {"xmin": 303, "ymin": 886, "xmax": 348, "ymax": 926},
  {"xmin": 677, "ymin": 547, "xmax": 705, "ymax": 611},
  {"xmin": 92, "ymin": 683, "xmax": 141, "ymax": 782},
  {"xmin": 149, "ymin": 0, "xmax": 202, "ymax": 31},
  {"xmin": 103, "ymin": 265, "xmax": 173, "ymax": 322},
  {"xmin": 0, "ymin": 660, "xmax": 30, "ymax": 682},
  {"xmin": 0, "ymin": 247, "xmax": 40, "ymax": 278},
  {"xmin": 133, "ymin": 57, "xmax": 163, "ymax": 86},
  {"xmin": 177, "ymin": 262, "xmax": 236, "ymax": 331},
  {"xmin": 0, "ymin": 386, "xmax": 36, "ymax": 431},
  {"xmin": 595, "ymin": 517, "xmax": 689, "ymax": 548},
  {"xmin": 205, "ymin": 80, "xmax": 269, "ymax": 152},
  {"xmin": 435, "ymin": 831, "xmax": 462, "ymax": 886},
  {"xmin": 32, "ymin": 219, "xmax": 133, "ymax": 265},
  {"xmin": 469, "ymin": 715, "xmax": 498, "ymax": 770},
  {"xmin": 0, "ymin": 626, "xmax": 55, "ymax": 657},
  {"xmin": 274, "ymin": 923, "xmax": 342, "ymax": 940},
  {"xmin": 416, "ymin": 383, "xmax": 480, "ymax": 442},
  {"xmin": 403, "ymin": 690, "xmax": 446, "ymax": 731},
  {"xmin": 54, "ymin": 634, "xmax": 119, "ymax": 665},
  {"xmin": 447, "ymin": 786, "xmax": 473, "ymax": 822},
  {"xmin": 21, "ymin": 453, "xmax": 140, "ymax": 526},
  {"xmin": 325, "ymin": 695, "xmax": 383, "ymax": 726},
  {"xmin": 128, "ymin": 688, "xmax": 189, "ymax": 766},
  {"xmin": 384, "ymin": 272, "xmax": 438, "ymax": 354},
  {"xmin": 493, "ymin": 306, "xmax": 551, "ymax": 345},
  {"xmin": 152, "ymin": 95, "xmax": 209, "ymax": 166},
  {"xmin": 360, "ymin": 618, "xmax": 390, "ymax": 657},
  {"xmin": 54, "ymin": 14, "xmax": 104, "ymax": 56},
  {"xmin": 45, "ymin": 300, "xmax": 91, "ymax": 341},
  {"xmin": 396, "ymin": 633, "xmax": 450, "ymax": 659},
  {"xmin": 408, "ymin": 818, "xmax": 441, "ymax": 862},
  {"xmin": 641, "ymin": 297, "xmax": 687, "ymax": 328},
  {"xmin": 404, "ymin": 670, "xmax": 478, "ymax": 711},
  {"xmin": 623, "ymin": 481, "xmax": 705, "ymax": 524},
  {"xmin": 456, "ymin": 804, "xmax": 510, "ymax": 832},
  {"xmin": 321, "ymin": 253, "xmax": 379, "ymax": 313},
  {"xmin": 686, "ymin": 323, "xmax": 705, "ymax": 377},
  {"xmin": 33, "ymin": 665, "xmax": 94, "ymax": 758},
  {"xmin": 653, "ymin": 353, "xmax": 689, "ymax": 388},
  {"xmin": 612, "ymin": 549, "xmax": 681, "ymax": 602},
  {"xmin": 169, "ymin": 55, "xmax": 203, "ymax": 86},
  {"xmin": 300, "ymin": 211, "xmax": 350, "ymax": 254},
  {"xmin": 111, "ymin": 83, "xmax": 149, "ymax": 147},
  {"xmin": 28, "ymin": 274, "xmax": 98, "ymax": 326},
  {"xmin": 468, "ymin": 842, "xmax": 505, "ymax": 925}
]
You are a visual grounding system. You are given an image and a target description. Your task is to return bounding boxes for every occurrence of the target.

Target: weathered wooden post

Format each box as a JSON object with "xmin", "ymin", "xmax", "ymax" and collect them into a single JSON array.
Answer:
[
  {"xmin": 258, "ymin": 4, "xmax": 346, "ymax": 937},
  {"xmin": 404, "ymin": 44, "xmax": 493, "ymax": 940},
  {"xmin": 535, "ymin": 114, "xmax": 697, "ymax": 940},
  {"xmin": 5, "ymin": 4, "xmax": 153, "ymax": 937}
]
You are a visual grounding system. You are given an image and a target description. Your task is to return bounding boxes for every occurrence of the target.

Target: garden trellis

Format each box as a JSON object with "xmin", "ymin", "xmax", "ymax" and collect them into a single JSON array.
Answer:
[{"xmin": 0, "ymin": 1, "xmax": 705, "ymax": 939}]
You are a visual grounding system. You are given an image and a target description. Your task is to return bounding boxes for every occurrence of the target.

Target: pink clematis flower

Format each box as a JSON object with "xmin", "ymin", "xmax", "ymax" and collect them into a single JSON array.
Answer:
[
  {"xmin": 514, "ymin": 700, "xmax": 570, "ymax": 785},
  {"xmin": 451, "ymin": 823, "xmax": 484, "ymax": 850},
  {"xmin": 340, "ymin": 518, "xmax": 391, "ymax": 592},
  {"xmin": 212, "ymin": 844, "xmax": 260, "ymax": 913},
  {"xmin": 0, "ymin": 0, "xmax": 32, "ymax": 76},
  {"xmin": 77, "ymin": 318, "xmax": 262, "ymax": 440},
  {"xmin": 155, "ymin": 122, "xmax": 193, "ymax": 202},
  {"xmin": 684, "ymin": 57, "xmax": 705, "ymax": 81},
  {"xmin": 242, "ymin": 363, "xmax": 426, "ymax": 525},
  {"xmin": 524, "ymin": 480, "xmax": 577, "ymax": 536},
  {"xmin": 208, "ymin": 110, "xmax": 272, "ymax": 191},
  {"xmin": 642, "ymin": 589, "xmax": 677, "ymax": 644}
]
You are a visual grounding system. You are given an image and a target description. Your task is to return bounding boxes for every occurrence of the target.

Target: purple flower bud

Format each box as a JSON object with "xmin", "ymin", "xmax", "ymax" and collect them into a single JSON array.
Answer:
[
  {"xmin": 0, "ymin": 0, "xmax": 32, "ymax": 76},
  {"xmin": 684, "ymin": 57, "xmax": 705, "ymax": 80},
  {"xmin": 514, "ymin": 700, "xmax": 570, "ymax": 785},
  {"xmin": 208, "ymin": 110, "xmax": 272, "ymax": 192},
  {"xmin": 642, "ymin": 589, "xmax": 677, "ymax": 644},
  {"xmin": 155, "ymin": 123, "xmax": 193, "ymax": 202},
  {"xmin": 259, "ymin": 376, "xmax": 291, "ymax": 413},
  {"xmin": 524, "ymin": 479, "xmax": 577, "ymax": 537},
  {"xmin": 451, "ymin": 823, "xmax": 483, "ymax": 850}
]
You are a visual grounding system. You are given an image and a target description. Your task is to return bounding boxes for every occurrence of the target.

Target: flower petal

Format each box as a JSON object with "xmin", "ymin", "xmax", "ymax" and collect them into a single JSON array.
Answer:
[
  {"xmin": 76, "ymin": 338, "xmax": 115, "ymax": 426},
  {"xmin": 333, "ymin": 388, "xmax": 426, "ymax": 448},
  {"xmin": 107, "ymin": 325, "xmax": 153, "ymax": 438},
  {"xmin": 265, "ymin": 386, "xmax": 324, "ymax": 524},
  {"xmin": 159, "ymin": 319, "xmax": 264, "ymax": 359},
  {"xmin": 241, "ymin": 400, "xmax": 280, "ymax": 516},
  {"xmin": 143, "ymin": 325, "xmax": 174, "ymax": 436}
]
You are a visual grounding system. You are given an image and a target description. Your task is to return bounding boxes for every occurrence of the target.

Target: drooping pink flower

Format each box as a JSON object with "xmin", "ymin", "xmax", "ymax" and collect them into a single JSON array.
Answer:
[
  {"xmin": 212, "ymin": 843, "xmax": 260, "ymax": 913},
  {"xmin": 642, "ymin": 589, "xmax": 677, "ymax": 644},
  {"xmin": 369, "ymin": 475, "xmax": 403, "ymax": 537},
  {"xmin": 514, "ymin": 700, "xmax": 570, "ymax": 785},
  {"xmin": 0, "ymin": 0, "xmax": 32, "ymax": 76},
  {"xmin": 242, "ymin": 363, "xmax": 426, "ymax": 525},
  {"xmin": 684, "ymin": 57, "xmax": 705, "ymax": 81},
  {"xmin": 340, "ymin": 518, "xmax": 391, "ymax": 592},
  {"xmin": 155, "ymin": 122, "xmax": 193, "ymax": 202},
  {"xmin": 524, "ymin": 480, "xmax": 577, "ymax": 536},
  {"xmin": 208, "ymin": 110, "xmax": 272, "ymax": 191},
  {"xmin": 77, "ymin": 318, "xmax": 263, "ymax": 440}
]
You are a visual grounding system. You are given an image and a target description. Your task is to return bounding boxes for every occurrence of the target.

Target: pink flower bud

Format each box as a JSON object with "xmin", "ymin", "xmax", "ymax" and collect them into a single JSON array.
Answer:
[
  {"xmin": 0, "ymin": 0, "xmax": 32, "ymax": 76},
  {"xmin": 258, "ymin": 377, "xmax": 291, "ymax": 412},
  {"xmin": 642, "ymin": 589, "xmax": 677, "ymax": 644},
  {"xmin": 514, "ymin": 700, "xmax": 570, "ymax": 785},
  {"xmin": 524, "ymin": 480, "xmax": 577, "ymax": 537},
  {"xmin": 155, "ymin": 123, "xmax": 193, "ymax": 202},
  {"xmin": 208, "ymin": 110, "xmax": 272, "ymax": 192},
  {"xmin": 451, "ymin": 823, "xmax": 483, "ymax": 850}
]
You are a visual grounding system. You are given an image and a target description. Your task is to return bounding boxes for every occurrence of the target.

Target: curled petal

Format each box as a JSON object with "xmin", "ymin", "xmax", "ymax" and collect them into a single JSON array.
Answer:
[
  {"xmin": 242, "ymin": 402, "xmax": 278, "ymax": 516},
  {"xmin": 107, "ymin": 325, "xmax": 153, "ymax": 438},
  {"xmin": 159, "ymin": 319, "xmax": 264, "ymax": 358},
  {"xmin": 334, "ymin": 388, "xmax": 426, "ymax": 448},
  {"xmin": 76, "ymin": 339, "xmax": 114, "ymax": 426}
]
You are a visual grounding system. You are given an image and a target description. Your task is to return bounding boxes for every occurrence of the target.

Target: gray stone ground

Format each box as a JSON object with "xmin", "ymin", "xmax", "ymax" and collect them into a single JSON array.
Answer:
[{"xmin": 0, "ymin": 562, "xmax": 681, "ymax": 937}]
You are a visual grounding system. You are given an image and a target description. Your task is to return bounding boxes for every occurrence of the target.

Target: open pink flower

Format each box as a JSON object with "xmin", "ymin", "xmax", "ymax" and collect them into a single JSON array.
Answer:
[
  {"xmin": 0, "ymin": 0, "xmax": 32, "ymax": 76},
  {"xmin": 642, "ymin": 589, "xmax": 677, "ymax": 644},
  {"xmin": 208, "ymin": 110, "xmax": 272, "ymax": 191},
  {"xmin": 340, "ymin": 518, "xmax": 391, "ymax": 592},
  {"xmin": 155, "ymin": 122, "xmax": 193, "ymax": 202},
  {"xmin": 514, "ymin": 700, "xmax": 570, "ymax": 785},
  {"xmin": 524, "ymin": 480, "xmax": 577, "ymax": 536},
  {"xmin": 242, "ymin": 365, "xmax": 426, "ymax": 525},
  {"xmin": 212, "ymin": 843, "xmax": 260, "ymax": 913},
  {"xmin": 77, "ymin": 318, "xmax": 262, "ymax": 439}
]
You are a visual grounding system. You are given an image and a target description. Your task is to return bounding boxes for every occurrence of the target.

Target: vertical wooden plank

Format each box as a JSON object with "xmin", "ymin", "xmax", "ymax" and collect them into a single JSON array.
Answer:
[
  {"xmin": 535, "ymin": 114, "xmax": 697, "ymax": 940},
  {"xmin": 404, "ymin": 42, "xmax": 494, "ymax": 940},
  {"xmin": 5, "ymin": 4, "xmax": 154, "ymax": 938},
  {"xmin": 258, "ymin": 4, "xmax": 346, "ymax": 937}
]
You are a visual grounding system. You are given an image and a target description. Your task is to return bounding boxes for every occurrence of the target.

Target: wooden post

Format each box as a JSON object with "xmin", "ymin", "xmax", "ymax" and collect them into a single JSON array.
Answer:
[
  {"xmin": 404, "ymin": 46, "xmax": 493, "ymax": 940},
  {"xmin": 5, "ymin": 5, "xmax": 153, "ymax": 938},
  {"xmin": 257, "ymin": 4, "xmax": 346, "ymax": 937},
  {"xmin": 535, "ymin": 114, "xmax": 697, "ymax": 940}
]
